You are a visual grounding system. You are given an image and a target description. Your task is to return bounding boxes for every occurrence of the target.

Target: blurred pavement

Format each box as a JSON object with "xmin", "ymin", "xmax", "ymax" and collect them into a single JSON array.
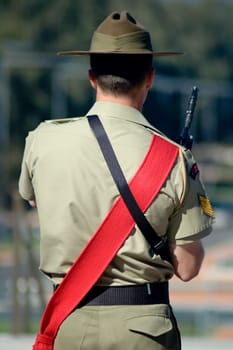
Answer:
[{"xmin": 0, "ymin": 334, "xmax": 232, "ymax": 350}]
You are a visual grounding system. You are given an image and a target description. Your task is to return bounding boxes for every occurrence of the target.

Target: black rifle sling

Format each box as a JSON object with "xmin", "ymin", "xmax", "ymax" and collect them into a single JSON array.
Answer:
[{"xmin": 87, "ymin": 115, "xmax": 170, "ymax": 260}]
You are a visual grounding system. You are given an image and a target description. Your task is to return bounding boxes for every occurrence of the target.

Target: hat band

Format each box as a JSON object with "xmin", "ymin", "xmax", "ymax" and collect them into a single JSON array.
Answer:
[{"xmin": 90, "ymin": 30, "xmax": 153, "ymax": 53}]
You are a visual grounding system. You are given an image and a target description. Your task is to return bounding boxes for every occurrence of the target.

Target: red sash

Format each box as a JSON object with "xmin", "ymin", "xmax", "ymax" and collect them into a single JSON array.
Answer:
[{"xmin": 33, "ymin": 135, "xmax": 179, "ymax": 350}]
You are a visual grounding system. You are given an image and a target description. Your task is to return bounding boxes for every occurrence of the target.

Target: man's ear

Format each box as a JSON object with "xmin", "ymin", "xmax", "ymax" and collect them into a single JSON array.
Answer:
[
  {"xmin": 88, "ymin": 69, "xmax": 97, "ymax": 89},
  {"xmin": 146, "ymin": 67, "xmax": 155, "ymax": 89}
]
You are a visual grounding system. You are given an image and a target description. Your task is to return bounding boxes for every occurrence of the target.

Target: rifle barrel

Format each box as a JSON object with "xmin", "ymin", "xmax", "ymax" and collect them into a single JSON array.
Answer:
[
  {"xmin": 178, "ymin": 86, "xmax": 199, "ymax": 150},
  {"xmin": 185, "ymin": 86, "xmax": 198, "ymax": 129}
]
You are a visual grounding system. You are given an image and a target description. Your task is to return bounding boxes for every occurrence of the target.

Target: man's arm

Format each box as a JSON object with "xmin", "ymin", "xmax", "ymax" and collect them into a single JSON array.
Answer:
[
  {"xmin": 169, "ymin": 241, "xmax": 205, "ymax": 281},
  {"xmin": 29, "ymin": 199, "xmax": 37, "ymax": 208}
]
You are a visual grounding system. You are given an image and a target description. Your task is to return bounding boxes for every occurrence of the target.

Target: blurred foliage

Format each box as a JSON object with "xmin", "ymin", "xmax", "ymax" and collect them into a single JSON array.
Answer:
[{"xmin": 0, "ymin": 0, "xmax": 232, "ymax": 78}]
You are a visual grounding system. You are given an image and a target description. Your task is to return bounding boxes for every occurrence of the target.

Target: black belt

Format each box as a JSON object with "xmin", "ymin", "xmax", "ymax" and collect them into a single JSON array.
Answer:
[{"xmin": 77, "ymin": 281, "xmax": 169, "ymax": 306}]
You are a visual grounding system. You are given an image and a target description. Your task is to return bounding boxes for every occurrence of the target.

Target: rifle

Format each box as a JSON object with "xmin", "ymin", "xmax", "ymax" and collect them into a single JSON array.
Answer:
[{"xmin": 177, "ymin": 86, "xmax": 199, "ymax": 150}]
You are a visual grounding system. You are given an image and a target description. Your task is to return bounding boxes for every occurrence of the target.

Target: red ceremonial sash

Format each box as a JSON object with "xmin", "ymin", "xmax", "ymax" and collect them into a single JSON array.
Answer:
[{"xmin": 33, "ymin": 135, "xmax": 179, "ymax": 350}]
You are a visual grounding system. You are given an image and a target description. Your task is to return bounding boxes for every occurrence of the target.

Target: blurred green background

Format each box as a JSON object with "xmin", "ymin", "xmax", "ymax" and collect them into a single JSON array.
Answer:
[{"xmin": 0, "ymin": 0, "xmax": 232, "ymax": 343}]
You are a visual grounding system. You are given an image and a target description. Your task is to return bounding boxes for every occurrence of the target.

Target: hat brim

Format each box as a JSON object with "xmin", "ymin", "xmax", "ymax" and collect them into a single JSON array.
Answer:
[{"xmin": 57, "ymin": 50, "xmax": 183, "ymax": 57}]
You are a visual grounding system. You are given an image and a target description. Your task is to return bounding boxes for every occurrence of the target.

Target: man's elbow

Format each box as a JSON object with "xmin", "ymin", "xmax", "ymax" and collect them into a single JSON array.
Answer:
[{"xmin": 178, "ymin": 266, "xmax": 202, "ymax": 282}]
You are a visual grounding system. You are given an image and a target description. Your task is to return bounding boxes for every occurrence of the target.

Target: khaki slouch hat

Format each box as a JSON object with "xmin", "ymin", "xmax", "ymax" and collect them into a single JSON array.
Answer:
[{"xmin": 58, "ymin": 11, "xmax": 182, "ymax": 57}]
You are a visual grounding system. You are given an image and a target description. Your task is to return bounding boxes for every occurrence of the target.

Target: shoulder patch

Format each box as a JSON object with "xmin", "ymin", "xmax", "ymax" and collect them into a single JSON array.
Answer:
[
  {"xmin": 190, "ymin": 163, "xmax": 199, "ymax": 179},
  {"xmin": 198, "ymin": 194, "xmax": 215, "ymax": 218}
]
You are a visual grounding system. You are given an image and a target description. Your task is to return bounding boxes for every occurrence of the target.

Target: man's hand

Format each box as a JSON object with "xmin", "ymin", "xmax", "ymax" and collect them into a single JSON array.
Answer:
[{"xmin": 28, "ymin": 200, "xmax": 37, "ymax": 208}]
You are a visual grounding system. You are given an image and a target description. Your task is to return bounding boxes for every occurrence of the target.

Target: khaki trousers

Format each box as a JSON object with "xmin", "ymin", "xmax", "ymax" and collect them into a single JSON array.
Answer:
[{"xmin": 54, "ymin": 304, "xmax": 181, "ymax": 350}]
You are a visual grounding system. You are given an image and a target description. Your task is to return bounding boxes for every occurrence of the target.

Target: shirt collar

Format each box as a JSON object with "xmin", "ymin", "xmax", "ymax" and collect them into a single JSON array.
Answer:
[{"xmin": 86, "ymin": 101, "xmax": 156, "ymax": 130}]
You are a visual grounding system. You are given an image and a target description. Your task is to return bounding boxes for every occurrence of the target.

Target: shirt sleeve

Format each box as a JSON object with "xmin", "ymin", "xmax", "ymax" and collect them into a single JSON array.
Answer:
[
  {"xmin": 18, "ymin": 133, "xmax": 35, "ymax": 200},
  {"xmin": 167, "ymin": 148, "xmax": 214, "ymax": 245}
]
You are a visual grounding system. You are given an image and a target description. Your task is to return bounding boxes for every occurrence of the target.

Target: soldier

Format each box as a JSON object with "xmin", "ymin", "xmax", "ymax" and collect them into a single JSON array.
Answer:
[{"xmin": 19, "ymin": 11, "xmax": 214, "ymax": 350}]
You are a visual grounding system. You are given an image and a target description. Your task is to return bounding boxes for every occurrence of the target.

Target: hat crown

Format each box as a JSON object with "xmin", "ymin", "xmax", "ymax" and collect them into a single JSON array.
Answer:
[
  {"xmin": 90, "ymin": 11, "xmax": 153, "ymax": 54},
  {"xmin": 96, "ymin": 11, "xmax": 145, "ymax": 36}
]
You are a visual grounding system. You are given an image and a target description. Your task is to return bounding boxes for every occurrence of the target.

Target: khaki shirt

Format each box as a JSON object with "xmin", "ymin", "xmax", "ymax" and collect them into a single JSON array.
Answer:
[{"xmin": 19, "ymin": 102, "xmax": 213, "ymax": 286}]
